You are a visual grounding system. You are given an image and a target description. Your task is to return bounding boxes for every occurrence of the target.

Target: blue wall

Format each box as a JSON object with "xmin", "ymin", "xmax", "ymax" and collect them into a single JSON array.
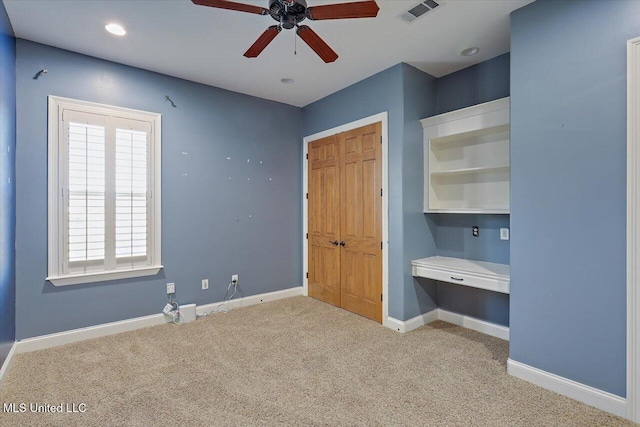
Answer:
[
  {"xmin": 430, "ymin": 54, "xmax": 511, "ymax": 325},
  {"xmin": 402, "ymin": 65, "xmax": 438, "ymax": 318},
  {"xmin": 432, "ymin": 212, "xmax": 510, "ymax": 325},
  {"xmin": 302, "ymin": 64, "xmax": 406, "ymax": 319},
  {"xmin": 436, "ymin": 53, "xmax": 510, "ymax": 115},
  {"xmin": 0, "ymin": 1, "xmax": 16, "ymax": 367},
  {"xmin": 433, "ymin": 214, "xmax": 509, "ymax": 264},
  {"xmin": 15, "ymin": 40, "xmax": 302, "ymax": 339},
  {"xmin": 302, "ymin": 59, "xmax": 514, "ymax": 322},
  {"xmin": 302, "ymin": 63, "xmax": 438, "ymax": 320},
  {"xmin": 510, "ymin": 0, "xmax": 639, "ymax": 397}
]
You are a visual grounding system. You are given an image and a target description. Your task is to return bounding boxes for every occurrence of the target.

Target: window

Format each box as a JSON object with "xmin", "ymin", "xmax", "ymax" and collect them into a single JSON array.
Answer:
[{"xmin": 47, "ymin": 96, "xmax": 162, "ymax": 286}]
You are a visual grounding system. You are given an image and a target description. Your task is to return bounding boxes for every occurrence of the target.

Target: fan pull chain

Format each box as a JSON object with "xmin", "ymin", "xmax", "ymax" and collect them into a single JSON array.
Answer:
[{"xmin": 294, "ymin": 31, "xmax": 297, "ymax": 56}]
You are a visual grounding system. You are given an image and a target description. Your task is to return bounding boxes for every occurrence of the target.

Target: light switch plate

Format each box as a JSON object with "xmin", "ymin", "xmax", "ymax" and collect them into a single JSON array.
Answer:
[{"xmin": 500, "ymin": 228, "xmax": 510, "ymax": 241}]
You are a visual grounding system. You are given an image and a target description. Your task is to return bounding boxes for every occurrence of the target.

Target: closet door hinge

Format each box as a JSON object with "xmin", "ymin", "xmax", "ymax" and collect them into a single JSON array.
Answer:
[
  {"xmin": 306, "ymin": 153, "xmax": 309, "ymax": 159},
  {"xmin": 306, "ymin": 233, "xmax": 308, "ymax": 239},
  {"xmin": 380, "ymin": 188, "xmax": 383, "ymax": 197},
  {"xmin": 306, "ymin": 193, "xmax": 308, "ymax": 200},
  {"xmin": 381, "ymin": 293, "xmax": 383, "ymax": 302},
  {"xmin": 380, "ymin": 136, "xmax": 382, "ymax": 144},
  {"xmin": 306, "ymin": 272, "xmax": 309, "ymax": 279},
  {"xmin": 381, "ymin": 242, "xmax": 383, "ymax": 250}
]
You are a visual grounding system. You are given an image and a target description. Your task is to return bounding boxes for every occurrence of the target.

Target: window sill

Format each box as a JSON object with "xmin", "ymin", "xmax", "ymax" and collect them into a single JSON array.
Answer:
[{"xmin": 47, "ymin": 265, "xmax": 163, "ymax": 286}]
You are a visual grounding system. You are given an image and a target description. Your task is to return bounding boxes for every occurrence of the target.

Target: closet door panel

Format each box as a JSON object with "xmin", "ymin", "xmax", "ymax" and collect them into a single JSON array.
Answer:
[
  {"xmin": 308, "ymin": 135, "xmax": 341, "ymax": 307},
  {"xmin": 343, "ymin": 160, "xmax": 363, "ymax": 239},
  {"xmin": 340, "ymin": 123, "xmax": 382, "ymax": 322}
]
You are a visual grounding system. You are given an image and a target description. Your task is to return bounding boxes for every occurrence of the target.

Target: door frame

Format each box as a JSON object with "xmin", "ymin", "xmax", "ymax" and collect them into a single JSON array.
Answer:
[
  {"xmin": 627, "ymin": 36, "xmax": 640, "ymax": 423},
  {"xmin": 302, "ymin": 112, "xmax": 389, "ymax": 324}
]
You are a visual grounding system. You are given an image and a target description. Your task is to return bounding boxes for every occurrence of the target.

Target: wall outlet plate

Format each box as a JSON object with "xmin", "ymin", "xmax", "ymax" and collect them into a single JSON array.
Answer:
[
  {"xmin": 472, "ymin": 226, "xmax": 479, "ymax": 237},
  {"xmin": 232, "ymin": 274, "xmax": 238, "ymax": 283},
  {"xmin": 166, "ymin": 282, "xmax": 175, "ymax": 294},
  {"xmin": 500, "ymin": 228, "xmax": 510, "ymax": 240},
  {"xmin": 202, "ymin": 279, "xmax": 209, "ymax": 290}
]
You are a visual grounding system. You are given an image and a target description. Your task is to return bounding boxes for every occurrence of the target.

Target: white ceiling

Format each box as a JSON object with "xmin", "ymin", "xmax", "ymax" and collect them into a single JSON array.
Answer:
[{"xmin": 3, "ymin": 0, "xmax": 532, "ymax": 107}]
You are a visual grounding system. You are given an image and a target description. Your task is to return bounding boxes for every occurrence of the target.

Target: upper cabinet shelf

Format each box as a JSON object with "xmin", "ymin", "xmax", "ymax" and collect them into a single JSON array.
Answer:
[
  {"xmin": 421, "ymin": 97, "xmax": 510, "ymax": 214},
  {"xmin": 430, "ymin": 165, "xmax": 510, "ymax": 178}
]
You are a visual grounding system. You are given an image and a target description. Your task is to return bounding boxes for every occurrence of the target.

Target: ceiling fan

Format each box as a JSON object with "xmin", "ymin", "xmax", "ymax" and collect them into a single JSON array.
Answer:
[{"xmin": 192, "ymin": 0, "xmax": 380, "ymax": 63}]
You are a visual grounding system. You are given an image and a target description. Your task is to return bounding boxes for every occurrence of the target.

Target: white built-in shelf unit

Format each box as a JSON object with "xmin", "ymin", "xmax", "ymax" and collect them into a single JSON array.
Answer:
[{"xmin": 421, "ymin": 97, "xmax": 511, "ymax": 214}]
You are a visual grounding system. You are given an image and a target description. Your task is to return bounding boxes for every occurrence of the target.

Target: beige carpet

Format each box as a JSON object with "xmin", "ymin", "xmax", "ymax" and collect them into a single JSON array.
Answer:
[{"xmin": 0, "ymin": 296, "xmax": 633, "ymax": 426}]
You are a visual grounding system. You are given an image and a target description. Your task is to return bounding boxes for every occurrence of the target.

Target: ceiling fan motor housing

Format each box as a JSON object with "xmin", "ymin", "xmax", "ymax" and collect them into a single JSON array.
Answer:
[{"xmin": 269, "ymin": 0, "xmax": 307, "ymax": 29}]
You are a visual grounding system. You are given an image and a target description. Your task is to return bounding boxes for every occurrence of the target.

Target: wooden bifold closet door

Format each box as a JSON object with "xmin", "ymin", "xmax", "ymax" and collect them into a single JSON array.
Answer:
[{"xmin": 308, "ymin": 122, "xmax": 382, "ymax": 323}]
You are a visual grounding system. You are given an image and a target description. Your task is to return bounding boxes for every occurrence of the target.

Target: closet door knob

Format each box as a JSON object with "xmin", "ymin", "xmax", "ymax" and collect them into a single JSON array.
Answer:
[
  {"xmin": 340, "ymin": 241, "xmax": 346, "ymax": 247},
  {"xmin": 329, "ymin": 240, "xmax": 339, "ymax": 246}
]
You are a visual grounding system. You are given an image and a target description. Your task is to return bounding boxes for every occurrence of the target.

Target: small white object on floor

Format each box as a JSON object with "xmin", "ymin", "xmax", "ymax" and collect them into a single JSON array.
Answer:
[{"xmin": 180, "ymin": 304, "xmax": 196, "ymax": 323}]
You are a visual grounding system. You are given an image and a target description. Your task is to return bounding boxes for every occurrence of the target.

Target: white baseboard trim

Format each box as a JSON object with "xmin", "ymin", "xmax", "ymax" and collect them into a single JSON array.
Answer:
[
  {"xmin": 437, "ymin": 309, "xmax": 510, "ymax": 341},
  {"xmin": 0, "ymin": 343, "xmax": 17, "ymax": 386},
  {"xmin": 196, "ymin": 287, "xmax": 303, "ymax": 316},
  {"xmin": 507, "ymin": 358, "xmax": 627, "ymax": 418},
  {"xmin": 17, "ymin": 312, "xmax": 169, "ymax": 354},
  {"xmin": 384, "ymin": 316, "xmax": 405, "ymax": 332},
  {"xmin": 385, "ymin": 310, "xmax": 438, "ymax": 333},
  {"xmin": 385, "ymin": 308, "xmax": 509, "ymax": 340},
  {"xmin": 16, "ymin": 286, "xmax": 304, "ymax": 355},
  {"xmin": 406, "ymin": 309, "xmax": 439, "ymax": 332}
]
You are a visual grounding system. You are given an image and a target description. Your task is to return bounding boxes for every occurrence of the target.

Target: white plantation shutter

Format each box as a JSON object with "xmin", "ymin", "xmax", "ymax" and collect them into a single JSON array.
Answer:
[
  {"xmin": 67, "ymin": 122, "xmax": 106, "ymax": 263},
  {"xmin": 115, "ymin": 126, "xmax": 149, "ymax": 261},
  {"xmin": 48, "ymin": 97, "xmax": 161, "ymax": 286}
]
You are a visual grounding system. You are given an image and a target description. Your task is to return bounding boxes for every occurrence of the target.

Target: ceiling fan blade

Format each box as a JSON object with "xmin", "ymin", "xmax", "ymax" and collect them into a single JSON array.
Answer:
[
  {"xmin": 192, "ymin": 0, "xmax": 268, "ymax": 15},
  {"xmin": 244, "ymin": 26, "xmax": 282, "ymax": 58},
  {"xmin": 306, "ymin": 1, "xmax": 379, "ymax": 20},
  {"xmin": 296, "ymin": 25, "xmax": 338, "ymax": 63}
]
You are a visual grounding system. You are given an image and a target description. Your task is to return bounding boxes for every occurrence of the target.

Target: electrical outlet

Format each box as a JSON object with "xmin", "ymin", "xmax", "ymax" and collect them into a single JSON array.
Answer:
[
  {"xmin": 166, "ymin": 282, "xmax": 175, "ymax": 294},
  {"xmin": 500, "ymin": 228, "xmax": 510, "ymax": 241},
  {"xmin": 202, "ymin": 279, "xmax": 209, "ymax": 290},
  {"xmin": 232, "ymin": 274, "xmax": 238, "ymax": 283},
  {"xmin": 472, "ymin": 226, "xmax": 479, "ymax": 237}
]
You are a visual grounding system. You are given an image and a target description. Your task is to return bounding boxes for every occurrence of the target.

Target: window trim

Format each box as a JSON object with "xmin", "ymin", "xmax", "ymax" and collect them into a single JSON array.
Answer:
[{"xmin": 47, "ymin": 96, "xmax": 162, "ymax": 286}]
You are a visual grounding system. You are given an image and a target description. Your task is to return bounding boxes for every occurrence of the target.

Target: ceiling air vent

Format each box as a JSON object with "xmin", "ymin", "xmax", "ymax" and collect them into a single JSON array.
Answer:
[{"xmin": 400, "ymin": 0, "xmax": 443, "ymax": 23}]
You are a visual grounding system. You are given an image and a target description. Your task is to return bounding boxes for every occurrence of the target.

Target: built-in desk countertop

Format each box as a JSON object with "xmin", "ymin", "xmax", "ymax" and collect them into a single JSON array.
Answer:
[{"xmin": 411, "ymin": 256, "xmax": 510, "ymax": 294}]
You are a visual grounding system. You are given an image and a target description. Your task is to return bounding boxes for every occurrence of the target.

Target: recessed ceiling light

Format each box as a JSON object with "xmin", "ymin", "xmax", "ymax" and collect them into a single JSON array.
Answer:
[
  {"xmin": 105, "ymin": 23, "xmax": 126, "ymax": 36},
  {"xmin": 461, "ymin": 47, "xmax": 479, "ymax": 57},
  {"xmin": 280, "ymin": 78, "xmax": 295, "ymax": 85}
]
